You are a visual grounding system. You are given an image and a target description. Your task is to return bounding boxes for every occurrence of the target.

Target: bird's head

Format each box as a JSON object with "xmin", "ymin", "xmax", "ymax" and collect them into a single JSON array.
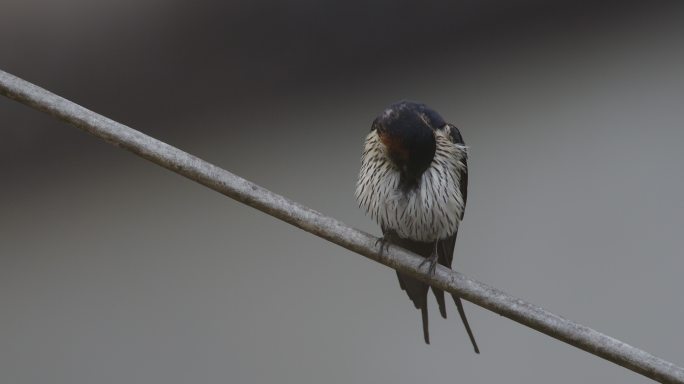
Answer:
[{"xmin": 372, "ymin": 101, "xmax": 443, "ymax": 188}]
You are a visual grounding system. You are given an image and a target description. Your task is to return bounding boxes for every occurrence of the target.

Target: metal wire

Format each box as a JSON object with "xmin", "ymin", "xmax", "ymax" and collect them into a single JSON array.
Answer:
[{"xmin": 1, "ymin": 69, "xmax": 682, "ymax": 384}]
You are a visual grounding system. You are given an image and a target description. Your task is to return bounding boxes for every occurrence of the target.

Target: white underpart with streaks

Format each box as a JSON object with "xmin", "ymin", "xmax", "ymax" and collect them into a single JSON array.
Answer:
[{"xmin": 355, "ymin": 127, "xmax": 467, "ymax": 242}]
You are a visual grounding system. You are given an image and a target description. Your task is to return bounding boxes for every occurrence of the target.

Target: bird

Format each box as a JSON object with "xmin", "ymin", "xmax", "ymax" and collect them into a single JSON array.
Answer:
[{"xmin": 355, "ymin": 100, "xmax": 479, "ymax": 353}]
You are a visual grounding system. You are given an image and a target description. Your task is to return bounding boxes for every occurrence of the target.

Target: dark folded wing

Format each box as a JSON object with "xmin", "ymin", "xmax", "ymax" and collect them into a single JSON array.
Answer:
[
  {"xmin": 432, "ymin": 123, "xmax": 468, "ymax": 307},
  {"xmin": 431, "ymin": 123, "xmax": 479, "ymax": 352}
]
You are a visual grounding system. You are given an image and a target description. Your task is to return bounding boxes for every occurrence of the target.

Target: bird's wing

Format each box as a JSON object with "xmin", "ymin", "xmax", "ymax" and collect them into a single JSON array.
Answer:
[
  {"xmin": 432, "ymin": 123, "xmax": 468, "ymax": 305},
  {"xmin": 431, "ymin": 123, "xmax": 479, "ymax": 352}
]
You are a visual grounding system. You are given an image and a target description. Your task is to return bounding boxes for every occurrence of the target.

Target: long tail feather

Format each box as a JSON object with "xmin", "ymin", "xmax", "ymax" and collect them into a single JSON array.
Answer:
[
  {"xmin": 433, "ymin": 288, "xmax": 448, "ymax": 318},
  {"xmin": 452, "ymin": 294, "xmax": 479, "ymax": 353},
  {"xmin": 421, "ymin": 305, "xmax": 430, "ymax": 344}
]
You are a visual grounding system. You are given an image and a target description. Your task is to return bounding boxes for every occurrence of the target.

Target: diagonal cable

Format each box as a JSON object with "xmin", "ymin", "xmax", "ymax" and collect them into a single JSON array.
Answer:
[{"xmin": 1, "ymin": 69, "xmax": 682, "ymax": 384}]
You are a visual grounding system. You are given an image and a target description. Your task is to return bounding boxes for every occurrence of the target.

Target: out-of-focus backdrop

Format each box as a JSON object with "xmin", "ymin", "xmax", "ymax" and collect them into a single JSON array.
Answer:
[{"xmin": 2, "ymin": 1, "xmax": 683, "ymax": 383}]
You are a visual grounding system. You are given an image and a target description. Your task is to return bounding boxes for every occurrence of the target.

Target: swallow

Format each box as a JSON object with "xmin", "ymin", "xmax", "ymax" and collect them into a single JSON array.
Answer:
[{"xmin": 355, "ymin": 101, "xmax": 479, "ymax": 353}]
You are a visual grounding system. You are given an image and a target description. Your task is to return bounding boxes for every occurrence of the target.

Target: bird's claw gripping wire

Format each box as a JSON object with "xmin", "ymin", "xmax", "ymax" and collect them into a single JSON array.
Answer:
[
  {"xmin": 419, "ymin": 242, "xmax": 440, "ymax": 275},
  {"xmin": 419, "ymin": 253, "xmax": 439, "ymax": 275},
  {"xmin": 375, "ymin": 237, "xmax": 392, "ymax": 257}
]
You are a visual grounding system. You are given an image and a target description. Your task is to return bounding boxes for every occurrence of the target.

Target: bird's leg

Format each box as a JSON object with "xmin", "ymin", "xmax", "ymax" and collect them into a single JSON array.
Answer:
[
  {"xmin": 419, "ymin": 240, "xmax": 440, "ymax": 275},
  {"xmin": 375, "ymin": 236, "xmax": 392, "ymax": 257}
]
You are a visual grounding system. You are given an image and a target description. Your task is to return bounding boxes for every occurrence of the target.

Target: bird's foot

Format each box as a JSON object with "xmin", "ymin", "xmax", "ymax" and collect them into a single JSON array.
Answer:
[
  {"xmin": 375, "ymin": 236, "xmax": 391, "ymax": 257},
  {"xmin": 419, "ymin": 251, "xmax": 439, "ymax": 275}
]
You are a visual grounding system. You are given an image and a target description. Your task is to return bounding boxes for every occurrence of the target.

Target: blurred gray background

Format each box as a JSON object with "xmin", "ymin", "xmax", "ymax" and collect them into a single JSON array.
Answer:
[{"xmin": 2, "ymin": 1, "xmax": 683, "ymax": 383}]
